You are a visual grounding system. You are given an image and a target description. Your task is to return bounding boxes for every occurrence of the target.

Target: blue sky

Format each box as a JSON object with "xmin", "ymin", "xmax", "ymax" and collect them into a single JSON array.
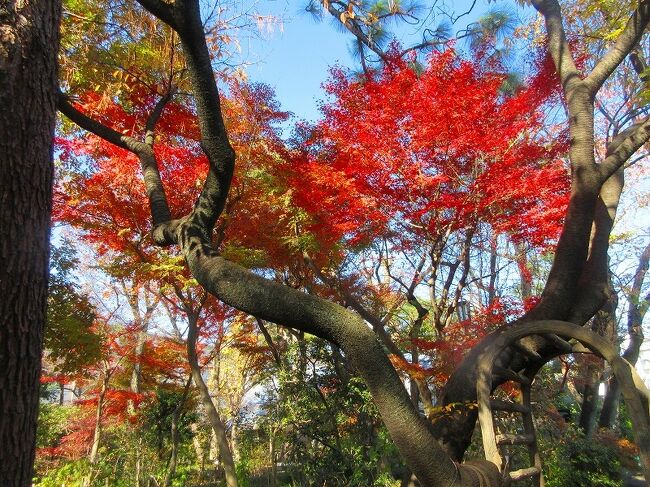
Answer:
[{"xmin": 234, "ymin": 0, "xmax": 504, "ymax": 121}]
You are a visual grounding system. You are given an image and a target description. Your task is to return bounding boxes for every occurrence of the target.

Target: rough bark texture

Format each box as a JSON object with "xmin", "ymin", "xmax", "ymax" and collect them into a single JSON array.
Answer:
[{"xmin": 0, "ymin": 1, "xmax": 60, "ymax": 485}]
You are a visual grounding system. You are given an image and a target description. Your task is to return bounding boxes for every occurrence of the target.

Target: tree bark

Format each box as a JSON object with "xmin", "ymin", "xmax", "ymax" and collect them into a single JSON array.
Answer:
[
  {"xmin": 163, "ymin": 376, "xmax": 190, "ymax": 487},
  {"xmin": 578, "ymin": 364, "xmax": 600, "ymax": 437},
  {"xmin": 186, "ymin": 313, "xmax": 238, "ymax": 487},
  {"xmin": 0, "ymin": 1, "xmax": 60, "ymax": 485},
  {"xmin": 600, "ymin": 241, "xmax": 650, "ymax": 427},
  {"xmin": 89, "ymin": 373, "xmax": 109, "ymax": 465}
]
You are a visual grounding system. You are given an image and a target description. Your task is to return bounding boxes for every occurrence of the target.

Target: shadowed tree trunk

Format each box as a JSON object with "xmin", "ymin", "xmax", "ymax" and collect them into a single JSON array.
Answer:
[
  {"xmin": 0, "ymin": 1, "xmax": 61, "ymax": 485},
  {"xmin": 578, "ymin": 283, "xmax": 617, "ymax": 435},
  {"xmin": 163, "ymin": 376, "xmax": 192, "ymax": 487},
  {"xmin": 600, "ymin": 241, "xmax": 650, "ymax": 427}
]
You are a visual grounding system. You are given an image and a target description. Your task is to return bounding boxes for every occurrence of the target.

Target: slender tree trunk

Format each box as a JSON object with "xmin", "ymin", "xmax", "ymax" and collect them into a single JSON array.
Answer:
[
  {"xmin": 577, "ymin": 289, "xmax": 616, "ymax": 435},
  {"xmin": 269, "ymin": 433, "xmax": 277, "ymax": 487},
  {"xmin": 135, "ymin": 439, "xmax": 142, "ymax": 487},
  {"xmin": 230, "ymin": 420, "xmax": 240, "ymax": 464},
  {"xmin": 128, "ymin": 288, "xmax": 153, "ymax": 487},
  {"xmin": 186, "ymin": 314, "xmax": 238, "ymax": 487},
  {"xmin": 89, "ymin": 374, "xmax": 109, "ymax": 465},
  {"xmin": 189, "ymin": 423, "xmax": 206, "ymax": 470},
  {"xmin": 126, "ymin": 285, "xmax": 156, "ymax": 398},
  {"xmin": 0, "ymin": 4, "xmax": 60, "ymax": 485},
  {"xmin": 516, "ymin": 243, "xmax": 531, "ymax": 301},
  {"xmin": 164, "ymin": 376, "xmax": 191, "ymax": 487},
  {"xmin": 83, "ymin": 373, "xmax": 109, "ymax": 487},
  {"xmin": 163, "ymin": 413, "xmax": 181, "ymax": 487},
  {"xmin": 488, "ymin": 238, "xmax": 499, "ymax": 305},
  {"xmin": 578, "ymin": 364, "xmax": 600, "ymax": 437}
]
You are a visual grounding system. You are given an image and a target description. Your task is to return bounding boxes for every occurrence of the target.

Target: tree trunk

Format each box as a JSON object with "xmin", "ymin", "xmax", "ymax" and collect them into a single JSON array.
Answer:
[
  {"xmin": 600, "ymin": 241, "xmax": 650, "ymax": 428},
  {"xmin": 578, "ymin": 364, "xmax": 600, "ymax": 437},
  {"xmin": 135, "ymin": 438, "xmax": 142, "ymax": 487},
  {"xmin": 163, "ymin": 411, "xmax": 180, "ymax": 487},
  {"xmin": 164, "ymin": 376, "xmax": 191, "ymax": 487},
  {"xmin": 230, "ymin": 419, "xmax": 239, "ymax": 464},
  {"xmin": 186, "ymin": 314, "xmax": 238, "ymax": 487},
  {"xmin": 126, "ymin": 284, "xmax": 156, "ymax": 398},
  {"xmin": 189, "ymin": 423, "xmax": 206, "ymax": 470},
  {"xmin": 269, "ymin": 433, "xmax": 277, "ymax": 487},
  {"xmin": 0, "ymin": 2, "xmax": 60, "ymax": 485},
  {"xmin": 84, "ymin": 373, "xmax": 109, "ymax": 487},
  {"xmin": 89, "ymin": 374, "xmax": 109, "ymax": 465}
]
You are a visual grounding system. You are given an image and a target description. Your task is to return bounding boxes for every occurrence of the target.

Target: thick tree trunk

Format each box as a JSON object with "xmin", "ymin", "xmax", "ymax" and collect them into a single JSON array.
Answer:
[{"xmin": 0, "ymin": 2, "xmax": 60, "ymax": 485}]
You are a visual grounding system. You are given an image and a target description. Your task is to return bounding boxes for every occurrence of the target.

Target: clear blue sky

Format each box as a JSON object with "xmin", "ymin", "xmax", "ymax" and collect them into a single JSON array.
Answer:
[{"xmin": 235, "ymin": 0, "xmax": 508, "ymax": 122}]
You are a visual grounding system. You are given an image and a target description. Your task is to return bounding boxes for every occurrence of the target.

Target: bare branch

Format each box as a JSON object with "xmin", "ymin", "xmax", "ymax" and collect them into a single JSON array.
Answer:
[
  {"xmin": 256, "ymin": 319, "xmax": 282, "ymax": 366},
  {"xmin": 303, "ymin": 254, "xmax": 404, "ymax": 357},
  {"xmin": 145, "ymin": 86, "xmax": 177, "ymax": 146},
  {"xmin": 58, "ymin": 93, "xmax": 145, "ymax": 154}
]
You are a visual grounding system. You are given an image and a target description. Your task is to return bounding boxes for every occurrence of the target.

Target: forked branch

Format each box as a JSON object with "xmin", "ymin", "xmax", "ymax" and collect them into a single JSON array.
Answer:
[{"xmin": 585, "ymin": 0, "xmax": 650, "ymax": 94}]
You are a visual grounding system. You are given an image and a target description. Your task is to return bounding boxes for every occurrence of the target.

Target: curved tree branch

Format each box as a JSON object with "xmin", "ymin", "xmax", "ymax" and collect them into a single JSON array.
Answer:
[
  {"xmin": 585, "ymin": 0, "xmax": 650, "ymax": 94},
  {"xmin": 58, "ymin": 91, "xmax": 175, "ymax": 228},
  {"xmin": 599, "ymin": 116, "xmax": 650, "ymax": 181},
  {"xmin": 183, "ymin": 240, "xmax": 464, "ymax": 485}
]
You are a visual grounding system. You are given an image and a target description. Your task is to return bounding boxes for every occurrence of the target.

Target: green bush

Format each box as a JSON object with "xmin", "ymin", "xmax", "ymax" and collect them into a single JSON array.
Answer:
[
  {"xmin": 544, "ymin": 433, "xmax": 622, "ymax": 487},
  {"xmin": 34, "ymin": 459, "xmax": 89, "ymax": 487}
]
